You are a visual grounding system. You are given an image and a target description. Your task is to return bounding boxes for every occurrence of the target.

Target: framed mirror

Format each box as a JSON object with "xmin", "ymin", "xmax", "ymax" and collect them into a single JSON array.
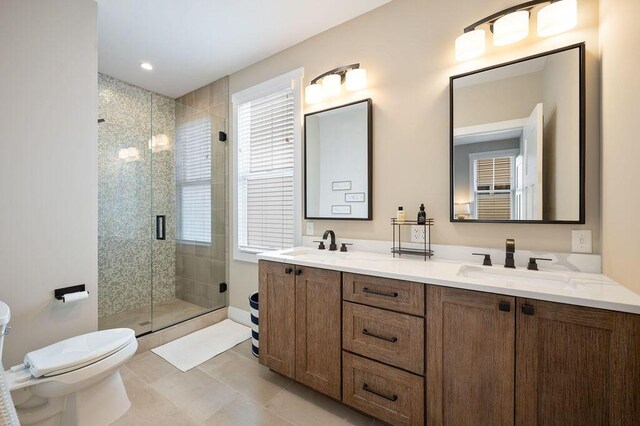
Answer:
[
  {"xmin": 305, "ymin": 99, "xmax": 372, "ymax": 220},
  {"xmin": 450, "ymin": 43, "xmax": 585, "ymax": 224}
]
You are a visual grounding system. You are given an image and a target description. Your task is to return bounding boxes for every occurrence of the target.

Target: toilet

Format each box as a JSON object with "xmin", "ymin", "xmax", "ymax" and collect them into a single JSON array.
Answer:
[{"xmin": 0, "ymin": 301, "xmax": 137, "ymax": 426}]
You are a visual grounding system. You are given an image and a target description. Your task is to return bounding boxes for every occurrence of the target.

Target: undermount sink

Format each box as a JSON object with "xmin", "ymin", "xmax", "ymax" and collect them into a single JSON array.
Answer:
[{"xmin": 457, "ymin": 265, "xmax": 577, "ymax": 289}]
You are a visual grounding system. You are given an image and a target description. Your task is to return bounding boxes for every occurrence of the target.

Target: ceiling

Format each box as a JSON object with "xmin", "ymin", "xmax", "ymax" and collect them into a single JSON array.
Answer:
[{"xmin": 97, "ymin": 0, "xmax": 391, "ymax": 98}]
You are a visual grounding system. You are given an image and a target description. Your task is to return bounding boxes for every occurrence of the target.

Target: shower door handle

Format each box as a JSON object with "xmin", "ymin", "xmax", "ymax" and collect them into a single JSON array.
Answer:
[{"xmin": 156, "ymin": 215, "xmax": 166, "ymax": 240}]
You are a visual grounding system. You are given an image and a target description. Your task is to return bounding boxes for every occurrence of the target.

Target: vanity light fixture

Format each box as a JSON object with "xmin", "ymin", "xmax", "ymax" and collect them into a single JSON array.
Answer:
[
  {"xmin": 537, "ymin": 0, "xmax": 578, "ymax": 36},
  {"xmin": 304, "ymin": 83, "xmax": 324, "ymax": 104},
  {"xmin": 493, "ymin": 10, "xmax": 530, "ymax": 46},
  {"xmin": 455, "ymin": 29, "xmax": 486, "ymax": 61},
  {"xmin": 140, "ymin": 62, "xmax": 153, "ymax": 71},
  {"xmin": 304, "ymin": 63, "xmax": 367, "ymax": 104},
  {"xmin": 455, "ymin": 0, "xmax": 578, "ymax": 61},
  {"xmin": 345, "ymin": 68, "xmax": 367, "ymax": 91},
  {"xmin": 322, "ymin": 74, "xmax": 342, "ymax": 97}
]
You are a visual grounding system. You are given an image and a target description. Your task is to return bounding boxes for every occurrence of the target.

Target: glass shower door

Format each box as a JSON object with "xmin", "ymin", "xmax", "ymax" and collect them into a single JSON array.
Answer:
[
  {"xmin": 150, "ymin": 92, "xmax": 227, "ymax": 332},
  {"xmin": 97, "ymin": 75, "xmax": 154, "ymax": 335}
]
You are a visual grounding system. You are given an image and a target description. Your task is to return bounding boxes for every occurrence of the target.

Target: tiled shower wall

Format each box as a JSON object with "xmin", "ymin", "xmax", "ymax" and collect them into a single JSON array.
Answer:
[
  {"xmin": 98, "ymin": 74, "xmax": 176, "ymax": 318},
  {"xmin": 174, "ymin": 77, "xmax": 228, "ymax": 309}
]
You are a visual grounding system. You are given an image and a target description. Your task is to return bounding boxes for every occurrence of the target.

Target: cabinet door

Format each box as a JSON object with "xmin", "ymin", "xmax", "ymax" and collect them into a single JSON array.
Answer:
[
  {"xmin": 295, "ymin": 266, "xmax": 342, "ymax": 399},
  {"xmin": 427, "ymin": 286, "xmax": 515, "ymax": 426},
  {"xmin": 516, "ymin": 298, "xmax": 640, "ymax": 425},
  {"xmin": 258, "ymin": 260, "xmax": 296, "ymax": 378}
]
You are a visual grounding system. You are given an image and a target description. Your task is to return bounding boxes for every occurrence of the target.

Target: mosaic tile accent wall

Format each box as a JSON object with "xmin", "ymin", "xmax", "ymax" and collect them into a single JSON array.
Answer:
[
  {"xmin": 98, "ymin": 73, "xmax": 176, "ymax": 318},
  {"xmin": 174, "ymin": 76, "xmax": 228, "ymax": 310}
]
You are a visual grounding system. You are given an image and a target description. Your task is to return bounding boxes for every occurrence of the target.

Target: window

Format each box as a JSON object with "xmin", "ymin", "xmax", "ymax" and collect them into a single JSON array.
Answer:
[
  {"xmin": 471, "ymin": 151, "xmax": 516, "ymax": 220},
  {"xmin": 175, "ymin": 116, "xmax": 211, "ymax": 243},
  {"xmin": 233, "ymin": 69, "xmax": 303, "ymax": 262}
]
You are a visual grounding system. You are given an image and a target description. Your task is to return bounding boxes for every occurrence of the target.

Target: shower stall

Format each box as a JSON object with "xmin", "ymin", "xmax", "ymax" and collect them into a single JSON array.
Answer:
[{"xmin": 97, "ymin": 74, "xmax": 227, "ymax": 335}]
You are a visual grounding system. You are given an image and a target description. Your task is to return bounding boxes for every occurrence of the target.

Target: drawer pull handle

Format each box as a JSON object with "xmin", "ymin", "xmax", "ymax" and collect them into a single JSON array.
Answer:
[
  {"xmin": 362, "ymin": 383, "xmax": 398, "ymax": 402},
  {"xmin": 362, "ymin": 287, "xmax": 398, "ymax": 298},
  {"xmin": 362, "ymin": 328, "xmax": 398, "ymax": 343}
]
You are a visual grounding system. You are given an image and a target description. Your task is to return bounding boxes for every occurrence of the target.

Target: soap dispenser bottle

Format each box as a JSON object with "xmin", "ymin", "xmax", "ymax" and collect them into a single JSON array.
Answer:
[
  {"xmin": 397, "ymin": 207, "xmax": 406, "ymax": 223},
  {"xmin": 417, "ymin": 204, "xmax": 426, "ymax": 224}
]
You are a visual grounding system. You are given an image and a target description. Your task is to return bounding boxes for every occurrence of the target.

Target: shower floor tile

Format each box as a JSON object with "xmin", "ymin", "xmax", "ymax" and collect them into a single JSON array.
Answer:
[{"xmin": 99, "ymin": 298, "xmax": 210, "ymax": 335}]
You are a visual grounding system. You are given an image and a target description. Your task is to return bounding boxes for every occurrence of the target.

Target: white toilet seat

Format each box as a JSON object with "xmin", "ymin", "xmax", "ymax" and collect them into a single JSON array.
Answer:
[
  {"xmin": 6, "ymin": 335, "xmax": 137, "ymax": 394},
  {"xmin": 24, "ymin": 328, "xmax": 135, "ymax": 378}
]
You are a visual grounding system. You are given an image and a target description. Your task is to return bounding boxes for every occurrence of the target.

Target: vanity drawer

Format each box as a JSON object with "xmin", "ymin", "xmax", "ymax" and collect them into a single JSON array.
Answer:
[
  {"xmin": 342, "ymin": 352, "xmax": 424, "ymax": 426},
  {"xmin": 343, "ymin": 273, "xmax": 425, "ymax": 316},
  {"xmin": 343, "ymin": 302, "xmax": 424, "ymax": 375}
]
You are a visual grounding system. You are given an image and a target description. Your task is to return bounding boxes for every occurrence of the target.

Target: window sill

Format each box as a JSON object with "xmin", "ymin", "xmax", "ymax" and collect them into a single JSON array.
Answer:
[{"xmin": 233, "ymin": 247, "xmax": 262, "ymax": 264}]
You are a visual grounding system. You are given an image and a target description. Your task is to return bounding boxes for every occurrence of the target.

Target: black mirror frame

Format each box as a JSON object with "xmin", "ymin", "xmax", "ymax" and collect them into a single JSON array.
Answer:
[
  {"xmin": 449, "ymin": 42, "xmax": 586, "ymax": 224},
  {"xmin": 304, "ymin": 98, "xmax": 373, "ymax": 221}
]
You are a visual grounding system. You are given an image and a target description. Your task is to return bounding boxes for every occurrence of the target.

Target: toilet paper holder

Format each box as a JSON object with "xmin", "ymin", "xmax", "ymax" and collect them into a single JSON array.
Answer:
[{"xmin": 54, "ymin": 284, "xmax": 88, "ymax": 301}]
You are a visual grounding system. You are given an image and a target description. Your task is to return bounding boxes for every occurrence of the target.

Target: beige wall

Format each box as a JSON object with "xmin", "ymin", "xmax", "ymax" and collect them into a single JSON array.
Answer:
[
  {"xmin": 0, "ymin": 0, "xmax": 98, "ymax": 365},
  {"xmin": 542, "ymin": 51, "xmax": 581, "ymax": 220},
  {"xmin": 228, "ymin": 0, "xmax": 601, "ymax": 310},
  {"xmin": 601, "ymin": 0, "xmax": 640, "ymax": 292}
]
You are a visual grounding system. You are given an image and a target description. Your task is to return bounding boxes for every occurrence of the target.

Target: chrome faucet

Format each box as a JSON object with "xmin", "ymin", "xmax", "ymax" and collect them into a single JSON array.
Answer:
[
  {"xmin": 505, "ymin": 238, "xmax": 516, "ymax": 268},
  {"xmin": 323, "ymin": 230, "xmax": 338, "ymax": 251}
]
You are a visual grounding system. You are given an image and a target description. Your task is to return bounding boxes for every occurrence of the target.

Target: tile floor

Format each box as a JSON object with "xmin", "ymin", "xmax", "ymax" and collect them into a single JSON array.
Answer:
[
  {"xmin": 115, "ymin": 338, "xmax": 379, "ymax": 425},
  {"xmin": 99, "ymin": 298, "xmax": 211, "ymax": 335}
]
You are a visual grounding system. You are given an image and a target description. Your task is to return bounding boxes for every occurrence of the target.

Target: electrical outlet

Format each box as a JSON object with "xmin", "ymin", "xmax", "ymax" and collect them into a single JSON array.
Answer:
[
  {"xmin": 572, "ymin": 230, "xmax": 592, "ymax": 254},
  {"xmin": 411, "ymin": 226, "xmax": 426, "ymax": 243},
  {"xmin": 306, "ymin": 221, "xmax": 314, "ymax": 236}
]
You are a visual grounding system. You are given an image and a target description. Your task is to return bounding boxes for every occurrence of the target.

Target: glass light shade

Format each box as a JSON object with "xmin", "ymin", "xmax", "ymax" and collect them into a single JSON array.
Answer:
[
  {"xmin": 345, "ymin": 68, "xmax": 367, "ymax": 91},
  {"xmin": 493, "ymin": 10, "xmax": 530, "ymax": 46},
  {"xmin": 321, "ymin": 74, "xmax": 342, "ymax": 97},
  {"xmin": 305, "ymin": 83, "xmax": 324, "ymax": 104},
  {"xmin": 537, "ymin": 0, "xmax": 577, "ymax": 37},
  {"xmin": 455, "ymin": 29, "xmax": 486, "ymax": 61}
]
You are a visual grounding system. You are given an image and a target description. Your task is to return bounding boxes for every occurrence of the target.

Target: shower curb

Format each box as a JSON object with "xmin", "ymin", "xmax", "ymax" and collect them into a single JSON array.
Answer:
[{"xmin": 135, "ymin": 307, "xmax": 228, "ymax": 354}]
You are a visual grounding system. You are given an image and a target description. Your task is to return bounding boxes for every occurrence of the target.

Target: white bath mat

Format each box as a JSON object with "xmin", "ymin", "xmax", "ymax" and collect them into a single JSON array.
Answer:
[{"xmin": 152, "ymin": 319, "xmax": 251, "ymax": 372}]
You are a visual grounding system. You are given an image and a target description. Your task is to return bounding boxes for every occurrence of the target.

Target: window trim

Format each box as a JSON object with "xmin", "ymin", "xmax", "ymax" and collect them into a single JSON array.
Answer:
[
  {"xmin": 469, "ymin": 149, "xmax": 519, "ymax": 220},
  {"xmin": 231, "ymin": 68, "xmax": 304, "ymax": 263}
]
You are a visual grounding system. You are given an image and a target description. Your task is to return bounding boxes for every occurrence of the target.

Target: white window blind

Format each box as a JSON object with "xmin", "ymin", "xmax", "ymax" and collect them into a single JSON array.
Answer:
[
  {"xmin": 237, "ymin": 89, "xmax": 295, "ymax": 252},
  {"xmin": 474, "ymin": 156, "xmax": 513, "ymax": 220},
  {"xmin": 176, "ymin": 116, "xmax": 211, "ymax": 243}
]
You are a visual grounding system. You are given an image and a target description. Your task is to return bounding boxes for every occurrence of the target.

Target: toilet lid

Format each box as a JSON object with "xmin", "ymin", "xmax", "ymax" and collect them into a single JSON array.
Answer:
[{"xmin": 24, "ymin": 328, "xmax": 136, "ymax": 378}]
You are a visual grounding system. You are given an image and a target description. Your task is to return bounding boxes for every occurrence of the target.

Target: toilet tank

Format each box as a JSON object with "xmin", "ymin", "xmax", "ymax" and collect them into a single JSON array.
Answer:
[{"xmin": 0, "ymin": 301, "xmax": 10, "ymax": 358}]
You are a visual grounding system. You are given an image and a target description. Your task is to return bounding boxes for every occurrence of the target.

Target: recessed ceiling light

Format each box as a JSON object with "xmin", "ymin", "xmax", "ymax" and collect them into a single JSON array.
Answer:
[{"xmin": 140, "ymin": 62, "xmax": 153, "ymax": 71}]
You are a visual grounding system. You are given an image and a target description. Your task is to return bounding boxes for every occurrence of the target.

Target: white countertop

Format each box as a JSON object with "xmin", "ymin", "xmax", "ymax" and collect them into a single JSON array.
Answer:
[{"xmin": 258, "ymin": 247, "xmax": 640, "ymax": 315}]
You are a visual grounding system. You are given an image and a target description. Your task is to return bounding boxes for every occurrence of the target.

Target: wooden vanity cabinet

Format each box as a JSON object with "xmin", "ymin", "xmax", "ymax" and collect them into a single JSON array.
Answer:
[
  {"xmin": 426, "ymin": 286, "xmax": 516, "ymax": 426},
  {"xmin": 427, "ymin": 287, "xmax": 640, "ymax": 425},
  {"xmin": 260, "ymin": 260, "xmax": 640, "ymax": 425},
  {"xmin": 515, "ymin": 298, "xmax": 640, "ymax": 425},
  {"xmin": 258, "ymin": 260, "xmax": 342, "ymax": 399},
  {"xmin": 258, "ymin": 260, "xmax": 296, "ymax": 378},
  {"xmin": 295, "ymin": 265, "xmax": 342, "ymax": 399}
]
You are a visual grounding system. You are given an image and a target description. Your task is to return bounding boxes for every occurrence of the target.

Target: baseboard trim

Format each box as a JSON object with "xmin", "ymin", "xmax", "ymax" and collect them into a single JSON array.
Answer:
[{"xmin": 228, "ymin": 306, "xmax": 252, "ymax": 327}]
